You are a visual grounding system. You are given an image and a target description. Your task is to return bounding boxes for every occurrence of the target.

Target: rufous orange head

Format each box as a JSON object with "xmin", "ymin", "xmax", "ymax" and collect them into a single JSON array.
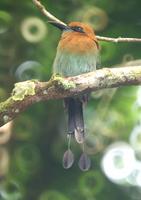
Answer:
[{"xmin": 49, "ymin": 21, "xmax": 99, "ymax": 54}]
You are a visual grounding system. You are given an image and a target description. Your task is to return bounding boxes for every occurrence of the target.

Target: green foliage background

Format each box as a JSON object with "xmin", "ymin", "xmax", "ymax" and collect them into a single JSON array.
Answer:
[{"xmin": 0, "ymin": 0, "xmax": 141, "ymax": 200}]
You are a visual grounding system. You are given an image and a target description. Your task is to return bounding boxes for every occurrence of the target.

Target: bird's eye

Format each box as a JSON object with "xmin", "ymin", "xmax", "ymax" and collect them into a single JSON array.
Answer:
[{"xmin": 70, "ymin": 26, "xmax": 85, "ymax": 33}]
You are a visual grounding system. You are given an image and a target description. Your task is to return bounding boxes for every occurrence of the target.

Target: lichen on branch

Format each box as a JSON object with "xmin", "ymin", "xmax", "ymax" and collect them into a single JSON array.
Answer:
[
  {"xmin": 12, "ymin": 81, "xmax": 36, "ymax": 101},
  {"xmin": 0, "ymin": 64, "xmax": 141, "ymax": 127}
]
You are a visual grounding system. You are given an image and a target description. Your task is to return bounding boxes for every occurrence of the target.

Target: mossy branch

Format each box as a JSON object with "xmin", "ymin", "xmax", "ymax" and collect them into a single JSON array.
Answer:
[{"xmin": 0, "ymin": 65, "xmax": 141, "ymax": 127}]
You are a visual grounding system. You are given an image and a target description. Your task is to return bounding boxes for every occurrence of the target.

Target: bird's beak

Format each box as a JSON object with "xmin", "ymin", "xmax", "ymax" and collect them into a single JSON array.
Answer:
[{"xmin": 49, "ymin": 21, "xmax": 71, "ymax": 31}]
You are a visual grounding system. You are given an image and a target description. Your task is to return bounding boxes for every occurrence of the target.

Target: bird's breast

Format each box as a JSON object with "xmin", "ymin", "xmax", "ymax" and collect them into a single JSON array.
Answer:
[
  {"xmin": 53, "ymin": 34, "xmax": 99, "ymax": 77},
  {"xmin": 59, "ymin": 34, "xmax": 98, "ymax": 54},
  {"xmin": 53, "ymin": 49, "xmax": 99, "ymax": 77}
]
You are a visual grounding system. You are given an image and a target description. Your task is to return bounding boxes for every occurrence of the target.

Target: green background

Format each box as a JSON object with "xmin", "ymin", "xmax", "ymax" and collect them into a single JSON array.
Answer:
[{"xmin": 0, "ymin": 0, "xmax": 141, "ymax": 199}]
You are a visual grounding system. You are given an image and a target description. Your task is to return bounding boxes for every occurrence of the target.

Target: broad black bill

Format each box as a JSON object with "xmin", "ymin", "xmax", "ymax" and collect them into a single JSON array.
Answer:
[
  {"xmin": 48, "ymin": 21, "xmax": 71, "ymax": 31},
  {"xmin": 62, "ymin": 149, "xmax": 74, "ymax": 169},
  {"xmin": 78, "ymin": 153, "xmax": 91, "ymax": 171}
]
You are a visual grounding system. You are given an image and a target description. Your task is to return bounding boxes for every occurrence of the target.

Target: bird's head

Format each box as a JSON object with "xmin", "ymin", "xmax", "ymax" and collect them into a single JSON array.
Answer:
[
  {"xmin": 49, "ymin": 21, "xmax": 99, "ymax": 53},
  {"xmin": 49, "ymin": 21, "xmax": 97, "ymax": 41}
]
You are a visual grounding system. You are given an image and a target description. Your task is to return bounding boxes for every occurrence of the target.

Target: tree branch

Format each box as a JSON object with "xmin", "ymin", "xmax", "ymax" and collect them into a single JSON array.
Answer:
[
  {"xmin": 0, "ymin": 65, "xmax": 141, "ymax": 127},
  {"xmin": 96, "ymin": 36, "xmax": 141, "ymax": 43},
  {"xmin": 32, "ymin": 0, "xmax": 141, "ymax": 43},
  {"xmin": 32, "ymin": 0, "xmax": 67, "ymax": 26}
]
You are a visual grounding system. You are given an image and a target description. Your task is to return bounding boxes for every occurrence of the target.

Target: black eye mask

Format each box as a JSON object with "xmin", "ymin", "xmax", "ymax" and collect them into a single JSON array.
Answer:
[{"xmin": 70, "ymin": 26, "xmax": 85, "ymax": 33}]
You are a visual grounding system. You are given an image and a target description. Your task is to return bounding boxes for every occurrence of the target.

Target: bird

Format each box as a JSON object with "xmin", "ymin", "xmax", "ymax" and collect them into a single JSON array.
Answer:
[{"xmin": 50, "ymin": 21, "xmax": 100, "ymax": 170}]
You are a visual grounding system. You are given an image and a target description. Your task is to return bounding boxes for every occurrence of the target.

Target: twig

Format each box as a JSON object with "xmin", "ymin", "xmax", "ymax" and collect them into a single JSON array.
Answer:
[
  {"xmin": 32, "ymin": 0, "xmax": 141, "ymax": 43},
  {"xmin": 96, "ymin": 36, "xmax": 141, "ymax": 43},
  {"xmin": 32, "ymin": 0, "xmax": 67, "ymax": 26},
  {"xmin": 0, "ymin": 65, "xmax": 141, "ymax": 127}
]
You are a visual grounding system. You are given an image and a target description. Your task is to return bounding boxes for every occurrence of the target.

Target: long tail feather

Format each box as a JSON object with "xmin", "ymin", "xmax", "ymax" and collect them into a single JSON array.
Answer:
[
  {"xmin": 64, "ymin": 98, "xmax": 85, "ymax": 143},
  {"xmin": 74, "ymin": 99, "xmax": 85, "ymax": 143}
]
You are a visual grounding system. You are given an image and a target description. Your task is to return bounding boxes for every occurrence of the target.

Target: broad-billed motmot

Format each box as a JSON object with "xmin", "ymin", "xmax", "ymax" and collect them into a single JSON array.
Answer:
[{"xmin": 50, "ymin": 21, "xmax": 100, "ymax": 171}]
